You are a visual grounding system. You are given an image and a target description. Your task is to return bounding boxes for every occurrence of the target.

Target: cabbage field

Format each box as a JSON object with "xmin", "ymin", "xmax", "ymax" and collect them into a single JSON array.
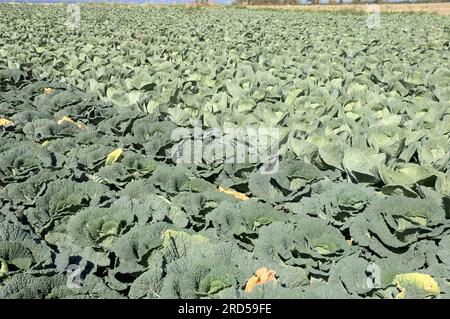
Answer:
[{"xmin": 0, "ymin": 4, "xmax": 450, "ymax": 299}]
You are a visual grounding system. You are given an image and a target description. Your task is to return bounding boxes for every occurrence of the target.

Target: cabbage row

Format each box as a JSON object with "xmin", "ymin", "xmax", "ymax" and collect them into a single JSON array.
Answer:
[{"xmin": 0, "ymin": 4, "xmax": 450, "ymax": 299}]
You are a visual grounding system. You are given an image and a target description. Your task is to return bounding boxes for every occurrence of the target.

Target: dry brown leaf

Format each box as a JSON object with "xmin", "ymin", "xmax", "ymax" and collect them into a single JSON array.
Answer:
[
  {"xmin": 217, "ymin": 187, "xmax": 249, "ymax": 201},
  {"xmin": 244, "ymin": 267, "xmax": 277, "ymax": 293},
  {"xmin": 57, "ymin": 116, "xmax": 85, "ymax": 129},
  {"xmin": 44, "ymin": 87, "xmax": 55, "ymax": 94},
  {"xmin": 0, "ymin": 118, "xmax": 14, "ymax": 127}
]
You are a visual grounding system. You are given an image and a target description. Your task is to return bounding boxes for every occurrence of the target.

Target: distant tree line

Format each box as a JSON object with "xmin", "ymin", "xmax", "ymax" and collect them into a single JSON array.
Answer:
[
  {"xmin": 234, "ymin": 0, "xmax": 298, "ymax": 4},
  {"xmin": 232, "ymin": 0, "xmax": 365, "ymax": 4},
  {"xmin": 233, "ymin": 0, "xmax": 449, "ymax": 4}
]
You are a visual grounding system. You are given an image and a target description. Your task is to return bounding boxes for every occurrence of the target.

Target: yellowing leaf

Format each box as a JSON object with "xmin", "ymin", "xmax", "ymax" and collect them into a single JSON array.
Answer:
[
  {"xmin": 0, "ymin": 118, "xmax": 14, "ymax": 127},
  {"xmin": 105, "ymin": 148, "xmax": 123, "ymax": 165},
  {"xmin": 57, "ymin": 116, "xmax": 85, "ymax": 129},
  {"xmin": 217, "ymin": 187, "xmax": 249, "ymax": 201},
  {"xmin": 161, "ymin": 229, "xmax": 177, "ymax": 240},
  {"xmin": 244, "ymin": 267, "xmax": 277, "ymax": 293},
  {"xmin": 394, "ymin": 273, "xmax": 440, "ymax": 299},
  {"xmin": 44, "ymin": 87, "xmax": 55, "ymax": 94},
  {"xmin": 0, "ymin": 258, "xmax": 8, "ymax": 278},
  {"xmin": 42, "ymin": 140, "xmax": 49, "ymax": 147}
]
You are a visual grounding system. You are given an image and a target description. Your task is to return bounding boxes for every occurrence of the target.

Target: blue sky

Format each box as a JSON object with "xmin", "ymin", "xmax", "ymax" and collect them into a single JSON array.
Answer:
[{"xmin": 0, "ymin": 0, "xmax": 418, "ymax": 3}]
